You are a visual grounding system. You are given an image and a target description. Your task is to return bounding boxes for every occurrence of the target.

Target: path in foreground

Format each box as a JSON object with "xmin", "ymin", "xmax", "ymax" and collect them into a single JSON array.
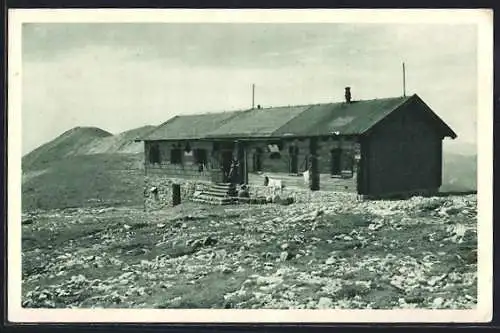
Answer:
[{"xmin": 22, "ymin": 194, "xmax": 477, "ymax": 309}]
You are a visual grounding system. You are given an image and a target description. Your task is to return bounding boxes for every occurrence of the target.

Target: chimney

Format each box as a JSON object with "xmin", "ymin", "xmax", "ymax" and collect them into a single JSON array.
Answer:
[{"xmin": 345, "ymin": 87, "xmax": 352, "ymax": 103}]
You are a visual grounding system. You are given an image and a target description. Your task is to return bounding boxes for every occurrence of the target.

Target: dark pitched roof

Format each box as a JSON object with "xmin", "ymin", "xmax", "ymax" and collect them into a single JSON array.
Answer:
[
  {"xmin": 141, "ymin": 111, "xmax": 240, "ymax": 141},
  {"xmin": 140, "ymin": 94, "xmax": 457, "ymax": 141},
  {"xmin": 272, "ymin": 96, "xmax": 414, "ymax": 137},
  {"xmin": 206, "ymin": 105, "xmax": 311, "ymax": 138}
]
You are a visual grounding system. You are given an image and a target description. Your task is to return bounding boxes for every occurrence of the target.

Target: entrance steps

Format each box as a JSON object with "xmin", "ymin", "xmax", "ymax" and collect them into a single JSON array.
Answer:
[{"xmin": 191, "ymin": 183, "xmax": 239, "ymax": 205}]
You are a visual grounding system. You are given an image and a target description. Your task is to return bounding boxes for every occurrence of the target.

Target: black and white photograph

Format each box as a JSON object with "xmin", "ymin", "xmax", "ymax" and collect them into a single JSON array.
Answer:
[{"xmin": 8, "ymin": 9, "xmax": 493, "ymax": 323}]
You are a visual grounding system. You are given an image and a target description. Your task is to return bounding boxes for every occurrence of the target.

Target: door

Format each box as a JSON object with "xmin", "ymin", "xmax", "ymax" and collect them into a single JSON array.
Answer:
[
  {"xmin": 331, "ymin": 149, "xmax": 342, "ymax": 176},
  {"xmin": 221, "ymin": 150, "xmax": 233, "ymax": 182},
  {"xmin": 289, "ymin": 146, "xmax": 299, "ymax": 174},
  {"xmin": 252, "ymin": 148, "xmax": 263, "ymax": 172},
  {"xmin": 149, "ymin": 143, "xmax": 161, "ymax": 165},
  {"xmin": 237, "ymin": 144, "xmax": 247, "ymax": 184}
]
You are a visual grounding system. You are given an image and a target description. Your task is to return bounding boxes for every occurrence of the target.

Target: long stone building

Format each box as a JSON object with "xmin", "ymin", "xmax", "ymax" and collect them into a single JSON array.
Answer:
[{"xmin": 139, "ymin": 88, "xmax": 457, "ymax": 208}]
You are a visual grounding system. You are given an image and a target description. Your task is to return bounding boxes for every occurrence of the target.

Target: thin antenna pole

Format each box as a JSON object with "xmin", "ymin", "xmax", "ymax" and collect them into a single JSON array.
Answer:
[
  {"xmin": 402, "ymin": 62, "xmax": 406, "ymax": 97},
  {"xmin": 252, "ymin": 84, "xmax": 255, "ymax": 109}
]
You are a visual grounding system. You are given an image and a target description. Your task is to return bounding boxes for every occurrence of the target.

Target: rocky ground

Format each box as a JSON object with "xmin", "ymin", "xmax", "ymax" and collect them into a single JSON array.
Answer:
[{"xmin": 21, "ymin": 193, "xmax": 477, "ymax": 309}]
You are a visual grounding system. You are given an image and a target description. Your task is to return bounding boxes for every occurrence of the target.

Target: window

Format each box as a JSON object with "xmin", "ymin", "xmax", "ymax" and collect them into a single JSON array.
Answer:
[
  {"xmin": 149, "ymin": 143, "xmax": 160, "ymax": 164},
  {"xmin": 193, "ymin": 149, "xmax": 208, "ymax": 171},
  {"xmin": 193, "ymin": 149, "xmax": 207, "ymax": 164},
  {"xmin": 170, "ymin": 148, "xmax": 182, "ymax": 165},
  {"xmin": 268, "ymin": 144, "xmax": 281, "ymax": 159}
]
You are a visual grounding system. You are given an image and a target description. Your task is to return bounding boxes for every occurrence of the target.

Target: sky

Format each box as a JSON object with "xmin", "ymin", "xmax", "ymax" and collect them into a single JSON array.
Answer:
[{"xmin": 21, "ymin": 23, "xmax": 478, "ymax": 155}]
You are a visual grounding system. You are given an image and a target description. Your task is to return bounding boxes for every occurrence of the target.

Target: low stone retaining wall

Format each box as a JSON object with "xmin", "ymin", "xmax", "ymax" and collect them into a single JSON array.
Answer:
[
  {"xmin": 246, "ymin": 184, "xmax": 358, "ymax": 204},
  {"xmin": 144, "ymin": 175, "xmax": 211, "ymax": 211},
  {"xmin": 358, "ymin": 188, "xmax": 440, "ymax": 201},
  {"xmin": 144, "ymin": 176, "xmax": 361, "ymax": 211}
]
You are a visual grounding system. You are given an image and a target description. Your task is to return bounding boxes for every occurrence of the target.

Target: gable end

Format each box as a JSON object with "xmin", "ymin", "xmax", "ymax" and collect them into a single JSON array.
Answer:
[{"xmin": 364, "ymin": 94, "xmax": 457, "ymax": 140}]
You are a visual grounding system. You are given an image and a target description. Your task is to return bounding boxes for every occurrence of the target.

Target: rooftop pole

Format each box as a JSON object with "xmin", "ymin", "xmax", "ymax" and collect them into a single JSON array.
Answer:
[
  {"xmin": 252, "ymin": 84, "xmax": 255, "ymax": 109},
  {"xmin": 403, "ymin": 62, "xmax": 406, "ymax": 97}
]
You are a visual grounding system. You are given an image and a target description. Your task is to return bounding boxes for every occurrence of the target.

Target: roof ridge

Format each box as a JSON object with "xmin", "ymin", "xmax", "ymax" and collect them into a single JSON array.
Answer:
[
  {"xmin": 250, "ymin": 99, "xmax": 392, "ymax": 110},
  {"xmin": 182, "ymin": 108, "xmax": 251, "ymax": 117},
  {"xmin": 152, "ymin": 115, "xmax": 180, "ymax": 130},
  {"xmin": 163, "ymin": 96, "xmax": 409, "ymax": 118}
]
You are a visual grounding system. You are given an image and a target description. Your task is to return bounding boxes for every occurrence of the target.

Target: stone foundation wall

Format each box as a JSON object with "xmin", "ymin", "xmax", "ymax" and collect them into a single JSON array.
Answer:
[
  {"xmin": 144, "ymin": 175, "xmax": 211, "ymax": 211},
  {"xmin": 246, "ymin": 184, "xmax": 358, "ymax": 204},
  {"xmin": 248, "ymin": 172, "xmax": 358, "ymax": 192},
  {"xmin": 144, "ymin": 174, "xmax": 432, "ymax": 211},
  {"xmin": 359, "ymin": 188, "xmax": 440, "ymax": 201}
]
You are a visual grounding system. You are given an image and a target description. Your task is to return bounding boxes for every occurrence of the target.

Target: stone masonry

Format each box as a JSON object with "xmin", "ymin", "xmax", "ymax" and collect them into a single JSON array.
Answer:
[{"xmin": 144, "ymin": 175, "xmax": 211, "ymax": 211}]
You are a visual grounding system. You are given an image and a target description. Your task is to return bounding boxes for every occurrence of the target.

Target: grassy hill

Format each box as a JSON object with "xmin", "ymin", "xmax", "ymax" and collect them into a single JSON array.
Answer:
[
  {"xmin": 22, "ymin": 153, "xmax": 145, "ymax": 211},
  {"xmin": 22, "ymin": 127, "xmax": 113, "ymax": 171},
  {"xmin": 22, "ymin": 126, "xmax": 155, "ymax": 172},
  {"xmin": 21, "ymin": 126, "xmax": 155, "ymax": 211}
]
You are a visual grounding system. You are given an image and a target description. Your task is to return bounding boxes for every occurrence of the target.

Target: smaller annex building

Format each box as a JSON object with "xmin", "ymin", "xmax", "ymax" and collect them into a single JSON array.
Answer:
[{"xmin": 139, "ymin": 88, "xmax": 457, "ymax": 205}]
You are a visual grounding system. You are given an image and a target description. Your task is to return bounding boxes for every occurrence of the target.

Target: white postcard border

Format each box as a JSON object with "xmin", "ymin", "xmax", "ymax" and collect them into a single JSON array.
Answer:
[{"xmin": 7, "ymin": 8, "xmax": 494, "ymax": 323}]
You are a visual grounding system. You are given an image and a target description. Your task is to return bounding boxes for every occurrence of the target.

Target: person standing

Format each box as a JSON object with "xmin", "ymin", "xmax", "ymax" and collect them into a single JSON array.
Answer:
[{"xmin": 229, "ymin": 158, "xmax": 240, "ymax": 184}]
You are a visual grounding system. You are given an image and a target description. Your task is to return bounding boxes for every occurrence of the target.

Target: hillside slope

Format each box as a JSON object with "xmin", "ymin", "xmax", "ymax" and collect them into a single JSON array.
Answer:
[
  {"xmin": 21, "ymin": 125, "xmax": 154, "ymax": 211},
  {"xmin": 22, "ymin": 153, "xmax": 144, "ymax": 210},
  {"xmin": 22, "ymin": 127, "xmax": 113, "ymax": 171},
  {"xmin": 22, "ymin": 126, "xmax": 154, "ymax": 172},
  {"xmin": 83, "ymin": 125, "xmax": 155, "ymax": 155}
]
